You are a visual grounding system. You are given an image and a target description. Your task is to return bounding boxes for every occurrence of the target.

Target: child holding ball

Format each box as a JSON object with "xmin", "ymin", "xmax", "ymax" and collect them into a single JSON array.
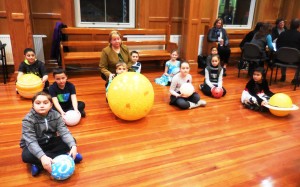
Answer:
[
  {"xmin": 20, "ymin": 92, "xmax": 82, "ymax": 176},
  {"xmin": 241, "ymin": 67, "xmax": 274, "ymax": 111},
  {"xmin": 17, "ymin": 48, "xmax": 49, "ymax": 92},
  {"xmin": 200, "ymin": 54, "xmax": 226, "ymax": 98},
  {"xmin": 170, "ymin": 61, "xmax": 206, "ymax": 110},
  {"xmin": 49, "ymin": 68, "xmax": 86, "ymax": 118}
]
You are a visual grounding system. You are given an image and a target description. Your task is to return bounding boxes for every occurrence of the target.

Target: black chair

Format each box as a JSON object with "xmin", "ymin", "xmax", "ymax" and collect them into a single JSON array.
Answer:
[
  {"xmin": 269, "ymin": 47, "xmax": 300, "ymax": 90},
  {"xmin": 238, "ymin": 43, "xmax": 266, "ymax": 77},
  {"xmin": 0, "ymin": 41, "xmax": 8, "ymax": 84}
]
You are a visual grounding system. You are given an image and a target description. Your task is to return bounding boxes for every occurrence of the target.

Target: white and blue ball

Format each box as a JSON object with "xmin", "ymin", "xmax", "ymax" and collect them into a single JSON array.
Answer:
[{"xmin": 51, "ymin": 155, "xmax": 75, "ymax": 180}]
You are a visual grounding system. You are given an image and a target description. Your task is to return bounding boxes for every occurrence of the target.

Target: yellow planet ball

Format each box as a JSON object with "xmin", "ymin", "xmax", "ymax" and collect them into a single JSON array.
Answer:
[
  {"xmin": 107, "ymin": 72, "xmax": 154, "ymax": 121},
  {"xmin": 16, "ymin": 74, "xmax": 43, "ymax": 99},
  {"xmin": 268, "ymin": 93, "xmax": 293, "ymax": 117}
]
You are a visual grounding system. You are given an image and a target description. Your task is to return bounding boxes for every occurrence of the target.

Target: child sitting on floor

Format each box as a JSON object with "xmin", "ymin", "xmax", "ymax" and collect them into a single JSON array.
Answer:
[
  {"xmin": 200, "ymin": 54, "xmax": 226, "ymax": 97},
  {"xmin": 49, "ymin": 68, "xmax": 86, "ymax": 117},
  {"xmin": 169, "ymin": 61, "xmax": 206, "ymax": 110},
  {"xmin": 17, "ymin": 48, "xmax": 49, "ymax": 92},
  {"xmin": 241, "ymin": 67, "xmax": 275, "ymax": 111},
  {"xmin": 155, "ymin": 50, "xmax": 180, "ymax": 86},
  {"xmin": 20, "ymin": 91, "xmax": 82, "ymax": 176}
]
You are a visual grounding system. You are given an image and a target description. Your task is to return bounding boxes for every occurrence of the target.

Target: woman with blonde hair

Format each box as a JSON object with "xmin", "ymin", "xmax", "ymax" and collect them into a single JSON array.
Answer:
[{"xmin": 99, "ymin": 30, "xmax": 132, "ymax": 83}]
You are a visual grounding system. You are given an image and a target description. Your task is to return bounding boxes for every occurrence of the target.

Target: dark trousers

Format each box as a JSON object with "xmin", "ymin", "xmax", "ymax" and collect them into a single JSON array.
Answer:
[
  {"xmin": 218, "ymin": 45, "xmax": 231, "ymax": 64},
  {"xmin": 53, "ymin": 101, "xmax": 85, "ymax": 116},
  {"xmin": 21, "ymin": 137, "xmax": 70, "ymax": 167},
  {"xmin": 170, "ymin": 92, "xmax": 200, "ymax": 110},
  {"xmin": 201, "ymin": 84, "xmax": 226, "ymax": 97}
]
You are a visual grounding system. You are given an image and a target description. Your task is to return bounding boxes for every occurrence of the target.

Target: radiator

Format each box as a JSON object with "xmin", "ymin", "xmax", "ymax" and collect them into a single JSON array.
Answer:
[
  {"xmin": 33, "ymin": 35, "xmax": 47, "ymax": 63},
  {"xmin": 0, "ymin": 35, "xmax": 46, "ymax": 65},
  {"xmin": 0, "ymin": 35, "xmax": 14, "ymax": 65}
]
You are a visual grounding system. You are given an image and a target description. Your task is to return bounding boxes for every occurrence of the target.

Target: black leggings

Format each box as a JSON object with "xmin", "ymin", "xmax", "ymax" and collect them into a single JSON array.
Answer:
[
  {"xmin": 21, "ymin": 137, "xmax": 70, "ymax": 167},
  {"xmin": 218, "ymin": 45, "xmax": 231, "ymax": 64},
  {"xmin": 201, "ymin": 84, "xmax": 226, "ymax": 97},
  {"xmin": 53, "ymin": 101, "xmax": 85, "ymax": 116},
  {"xmin": 170, "ymin": 92, "xmax": 200, "ymax": 110}
]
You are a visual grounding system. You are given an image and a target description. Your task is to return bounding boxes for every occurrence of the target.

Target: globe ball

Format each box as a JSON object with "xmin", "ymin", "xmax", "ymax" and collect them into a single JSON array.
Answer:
[
  {"xmin": 180, "ymin": 83, "xmax": 194, "ymax": 97},
  {"xmin": 16, "ymin": 74, "xmax": 43, "ymax": 99},
  {"xmin": 268, "ymin": 93, "xmax": 293, "ymax": 117},
  {"xmin": 64, "ymin": 110, "xmax": 81, "ymax": 126},
  {"xmin": 107, "ymin": 72, "xmax": 154, "ymax": 121},
  {"xmin": 51, "ymin": 155, "xmax": 75, "ymax": 180},
  {"xmin": 211, "ymin": 87, "xmax": 223, "ymax": 99}
]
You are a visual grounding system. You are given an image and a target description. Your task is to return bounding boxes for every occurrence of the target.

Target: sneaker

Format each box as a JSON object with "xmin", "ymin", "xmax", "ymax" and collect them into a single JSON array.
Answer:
[
  {"xmin": 74, "ymin": 153, "xmax": 83, "ymax": 163},
  {"xmin": 81, "ymin": 111, "xmax": 86, "ymax": 118},
  {"xmin": 199, "ymin": 84, "xmax": 204, "ymax": 90},
  {"xmin": 197, "ymin": 99, "xmax": 206, "ymax": 107},
  {"xmin": 31, "ymin": 164, "xmax": 41, "ymax": 176}
]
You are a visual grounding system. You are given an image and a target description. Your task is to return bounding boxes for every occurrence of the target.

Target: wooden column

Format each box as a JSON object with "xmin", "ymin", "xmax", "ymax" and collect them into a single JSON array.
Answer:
[
  {"xmin": 5, "ymin": 0, "xmax": 33, "ymax": 71},
  {"xmin": 180, "ymin": 0, "xmax": 199, "ymax": 73}
]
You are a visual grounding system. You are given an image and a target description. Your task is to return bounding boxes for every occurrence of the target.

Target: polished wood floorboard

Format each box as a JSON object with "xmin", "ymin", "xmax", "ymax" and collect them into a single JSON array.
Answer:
[{"xmin": 0, "ymin": 65, "xmax": 300, "ymax": 186}]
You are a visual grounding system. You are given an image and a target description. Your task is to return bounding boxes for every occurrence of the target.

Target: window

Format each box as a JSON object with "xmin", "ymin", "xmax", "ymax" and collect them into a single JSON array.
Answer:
[
  {"xmin": 217, "ymin": 0, "xmax": 256, "ymax": 29},
  {"xmin": 74, "ymin": 0, "xmax": 135, "ymax": 28}
]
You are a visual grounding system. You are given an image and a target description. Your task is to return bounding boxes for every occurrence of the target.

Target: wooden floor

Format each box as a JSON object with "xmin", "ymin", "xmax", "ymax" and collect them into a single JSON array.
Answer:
[{"xmin": 1, "ymin": 64, "xmax": 300, "ymax": 186}]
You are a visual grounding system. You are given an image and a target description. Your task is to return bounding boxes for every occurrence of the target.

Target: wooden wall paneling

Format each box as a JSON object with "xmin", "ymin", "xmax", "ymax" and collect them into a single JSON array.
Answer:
[
  {"xmin": 0, "ymin": 0, "xmax": 9, "ymax": 34},
  {"xmin": 29, "ymin": 0, "xmax": 74, "ymax": 62},
  {"xmin": 180, "ymin": 0, "xmax": 201, "ymax": 72},
  {"xmin": 61, "ymin": 0, "xmax": 74, "ymax": 26},
  {"xmin": 279, "ymin": 0, "xmax": 300, "ymax": 25},
  {"xmin": 197, "ymin": 0, "xmax": 218, "ymax": 34},
  {"xmin": 0, "ymin": 14, "xmax": 9, "ymax": 34},
  {"xmin": 0, "ymin": 0, "xmax": 5, "ymax": 11},
  {"xmin": 137, "ymin": 0, "xmax": 149, "ymax": 28},
  {"xmin": 31, "ymin": 19, "xmax": 61, "ymax": 61},
  {"xmin": 5, "ymin": 0, "xmax": 33, "ymax": 71},
  {"xmin": 170, "ymin": 0, "xmax": 183, "ymax": 34},
  {"xmin": 8, "ymin": 0, "xmax": 296, "ymax": 68},
  {"xmin": 148, "ymin": 0, "xmax": 170, "ymax": 29},
  {"xmin": 30, "ymin": 0, "xmax": 74, "ymax": 26},
  {"xmin": 255, "ymin": 0, "xmax": 282, "ymax": 24},
  {"xmin": 295, "ymin": 0, "xmax": 300, "ymax": 18},
  {"xmin": 196, "ymin": 0, "xmax": 212, "ymax": 58}
]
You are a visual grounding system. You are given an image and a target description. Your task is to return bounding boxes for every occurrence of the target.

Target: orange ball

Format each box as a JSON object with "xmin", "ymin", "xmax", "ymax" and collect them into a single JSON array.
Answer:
[
  {"xmin": 268, "ymin": 93, "xmax": 293, "ymax": 117},
  {"xmin": 16, "ymin": 74, "xmax": 43, "ymax": 99},
  {"xmin": 107, "ymin": 72, "xmax": 154, "ymax": 121}
]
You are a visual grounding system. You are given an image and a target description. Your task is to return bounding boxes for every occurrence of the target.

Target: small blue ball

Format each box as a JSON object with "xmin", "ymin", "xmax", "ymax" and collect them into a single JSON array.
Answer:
[{"xmin": 51, "ymin": 155, "xmax": 75, "ymax": 180}]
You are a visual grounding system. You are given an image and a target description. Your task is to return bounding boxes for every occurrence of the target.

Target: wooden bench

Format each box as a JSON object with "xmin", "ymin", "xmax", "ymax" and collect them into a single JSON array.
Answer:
[
  {"xmin": 202, "ymin": 25, "xmax": 249, "ymax": 59},
  {"xmin": 59, "ymin": 26, "xmax": 178, "ymax": 70}
]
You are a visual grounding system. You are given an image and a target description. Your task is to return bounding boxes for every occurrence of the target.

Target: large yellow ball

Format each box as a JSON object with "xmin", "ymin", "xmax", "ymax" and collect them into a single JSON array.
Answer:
[
  {"xmin": 16, "ymin": 74, "xmax": 43, "ymax": 99},
  {"xmin": 268, "ymin": 93, "xmax": 293, "ymax": 117},
  {"xmin": 107, "ymin": 72, "xmax": 154, "ymax": 121}
]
